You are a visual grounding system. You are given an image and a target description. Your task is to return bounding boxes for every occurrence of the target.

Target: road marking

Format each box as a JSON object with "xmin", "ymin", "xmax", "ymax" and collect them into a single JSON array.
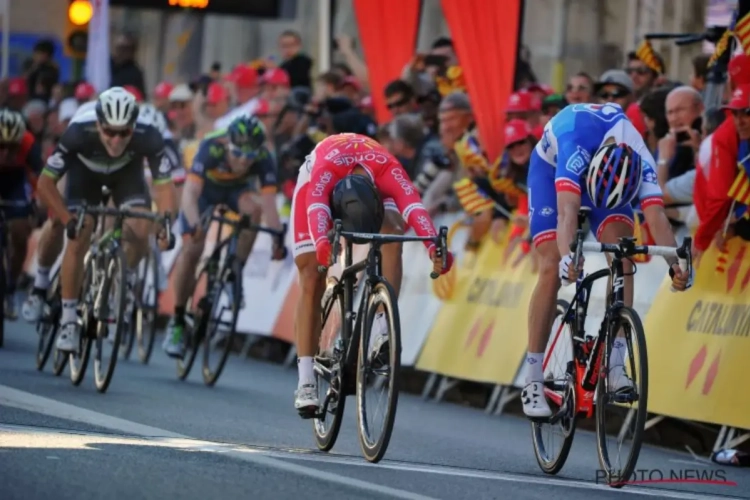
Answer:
[
  {"xmin": 0, "ymin": 385, "xmax": 434, "ymax": 500},
  {"xmin": 0, "ymin": 385, "xmax": 742, "ymax": 500}
]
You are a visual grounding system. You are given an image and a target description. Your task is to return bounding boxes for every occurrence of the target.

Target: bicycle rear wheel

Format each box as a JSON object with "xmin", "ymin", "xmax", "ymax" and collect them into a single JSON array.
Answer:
[
  {"xmin": 93, "ymin": 247, "xmax": 127, "ymax": 393},
  {"xmin": 69, "ymin": 254, "xmax": 95, "ymax": 386},
  {"xmin": 202, "ymin": 259, "xmax": 241, "ymax": 386},
  {"xmin": 596, "ymin": 306, "xmax": 648, "ymax": 488},
  {"xmin": 0, "ymin": 240, "xmax": 6, "ymax": 348},
  {"xmin": 176, "ymin": 267, "xmax": 205, "ymax": 381},
  {"xmin": 135, "ymin": 247, "xmax": 159, "ymax": 363},
  {"xmin": 356, "ymin": 280, "xmax": 401, "ymax": 463},
  {"xmin": 36, "ymin": 270, "xmax": 62, "ymax": 371},
  {"xmin": 531, "ymin": 299, "xmax": 578, "ymax": 475},
  {"xmin": 313, "ymin": 278, "xmax": 347, "ymax": 452}
]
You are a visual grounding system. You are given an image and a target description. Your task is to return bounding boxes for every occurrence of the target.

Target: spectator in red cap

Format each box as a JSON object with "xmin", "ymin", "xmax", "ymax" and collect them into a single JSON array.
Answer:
[
  {"xmin": 506, "ymin": 90, "xmax": 542, "ymax": 128},
  {"xmin": 74, "ymin": 82, "xmax": 96, "ymax": 104},
  {"xmin": 123, "ymin": 85, "xmax": 144, "ymax": 103},
  {"xmin": 153, "ymin": 81, "xmax": 174, "ymax": 113},
  {"xmin": 5, "ymin": 78, "xmax": 28, "ymax": 111},
  {"xmin": 259, "ymin": 67, "xmax": 291, "ymax": 106},
  {"xmin": 525, "ymin": 82, "xmax": 554, "ymax": 104},
  {"xmin": 214, "ymin": 64, "xmax": 261, "ymax": 130},
  {"xmin": 204, "ymin": 82, "xmax": 229, "ymax": 120}
]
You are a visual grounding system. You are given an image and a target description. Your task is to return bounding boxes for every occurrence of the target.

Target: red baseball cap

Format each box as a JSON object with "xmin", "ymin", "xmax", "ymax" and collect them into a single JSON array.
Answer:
[
  {"xmin": 506, "ymin": 90, "xmax": 541, "ymax": 113},
  {"xmin": 342, "ymin": 76, "xmax": 362, "ymax": 91},
  {"xmin": 229, "ymin": 65, "xmax": 258, "ymax": 89},
  {"xmin": 75, "ymin": 82, "xmax": 96, "ymax": 101},
  {"xmin": 255, "ymin": 98, "xmax": 270, "ymax": 116},
  {"xmin": 205, "ymin": 82, "xmax": 228, "ymax": 105},
  {"xmin": 504, "ymin": 119, "xmax": 532, "ymax": 145},
  {"xmin": 724, "ymin": 84, "xmax": 750, "ymax": 109},
  {"xmin": 7, "ymin": 77, "xmax": 27, "ymax": 97},
  {"xmin": 260, "ymin": 68, "xmax": 290, "ymax": 87},
  {"xmin": 153, "ymin": 81, "xmax": 174, "ymax": 100},
  {"xmin": 123, "ymin": 85, "xmax": 144, "ymax": 103},
  {"xmin": 729, "ymin": 55, "xmax": 750, "ymax": 86}
]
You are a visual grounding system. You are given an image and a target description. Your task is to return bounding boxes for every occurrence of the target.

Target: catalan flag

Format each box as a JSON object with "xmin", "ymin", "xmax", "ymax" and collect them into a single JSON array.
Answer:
[
  {"xmin": 736, "ymin": 11, "xmax": 750, "ymax": 55},
  {"xmin": 632, "ymin": 214, "xmax": 655, "ymax": 263},
  {"xmin": 635, "ymin": 40, "xmax": 664, "ymax": 74},
  {"xmin": 728, "ymin": 167, "xmax": 750, "ymax": 218},
  {"xmin": 708, "ymin": 29, "xmax": 733, "ymax": 67},
  {"xmin": 453, "ymin": 177, "xmax": 495, "ymax": 214}
]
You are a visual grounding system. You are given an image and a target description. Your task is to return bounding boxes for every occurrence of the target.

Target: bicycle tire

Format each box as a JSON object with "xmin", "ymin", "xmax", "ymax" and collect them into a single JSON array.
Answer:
[
  {"xmin": 0, "ymin": 241, "xmax": 6, "ymax": 348},
  {"xmin": 69, "ymin": 253, "xmax": 95, "ymax": 386},
  {"xmin": 52, "ymin": 346, "xmax": 68, "ymax": 376},
  {"xmin": 202, "ymin": 259, "xmax": 241, "ymax": 386},
  {"xmin": 177, "ymin": 264, "xmax": 208, "ymax": 381},
  {"xmin": 313, "ymin": 278, "xmax": 347, "ymax": 452},
  {"xmin": 596, "ymin": 306, "xmax": 649, "ymax": 488},
  {"xmin": 356, "ymin": 279, "xmax": 401, "ymax": 463},
  {"xmin": 93, "ymin": 246, "xmax": 128, "ymax": 393},
  {"xmin": 531, "ymin": 299, "xmax": 578, "ymax": 475},
  {"xmin": 136, "ymin": 248, "xmax": 159, "ymax": 364},
  {"xmin": 36, "ymin": 270, "xmax": 62, "ymax": 371},
  {"xmin": 121, "ymin": 310, "xmax": 135, "ymax": 361}
]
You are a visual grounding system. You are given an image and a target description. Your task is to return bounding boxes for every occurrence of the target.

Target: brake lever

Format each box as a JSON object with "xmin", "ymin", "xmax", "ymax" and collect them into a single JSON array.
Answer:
[
  {"xmin": 163, "ymin": 212, "xmax": 175, "ymax": 250},
  {"xmin": 430, "ymin": 226, "xmax": 448, "ymax": 280}
]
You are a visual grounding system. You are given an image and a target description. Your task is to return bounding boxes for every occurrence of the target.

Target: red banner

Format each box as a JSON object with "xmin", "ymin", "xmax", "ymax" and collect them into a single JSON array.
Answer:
[
  {"xmin": 441, "ymin": 0, "xmax": 521, "ymax": 162},
  {"xmin": 353, "ymin": 0, "xmax": 421, "ymax": 124}
]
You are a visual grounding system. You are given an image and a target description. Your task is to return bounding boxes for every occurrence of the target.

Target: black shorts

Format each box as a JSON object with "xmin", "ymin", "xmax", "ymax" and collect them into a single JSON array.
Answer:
[{"xmin": 65, "ymin": 158, "xmax": 152, "ymax": 209}]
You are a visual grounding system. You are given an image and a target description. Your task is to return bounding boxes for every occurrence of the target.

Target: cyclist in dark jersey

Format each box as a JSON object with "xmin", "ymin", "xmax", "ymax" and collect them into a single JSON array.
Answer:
[
  {"xmin": 0, "ymin": 109, "xmax": 43, "ymax": 318},
  {"xmin": 35, "ymin": 87, "xmax": 176, "ymax": 353},
  {"xmin": 164, "ymin": 115, "xmax": 285, "ymax": 358}
]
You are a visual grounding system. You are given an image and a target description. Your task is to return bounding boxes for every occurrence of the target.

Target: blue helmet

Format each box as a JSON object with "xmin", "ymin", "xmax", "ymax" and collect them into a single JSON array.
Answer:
[
  {"xmin": 585, "ymin": 142, "xmax": 642, "ymax": 209},
  {"xmin": 227, "ymin": 114, "xmax": 265, "ymax": 151}
]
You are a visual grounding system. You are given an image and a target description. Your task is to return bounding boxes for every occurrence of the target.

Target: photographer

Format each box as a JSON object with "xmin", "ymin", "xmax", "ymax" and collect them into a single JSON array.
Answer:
[{"xmin": 656, "ymin": 86, "xmax": 703, "ymax": 194}]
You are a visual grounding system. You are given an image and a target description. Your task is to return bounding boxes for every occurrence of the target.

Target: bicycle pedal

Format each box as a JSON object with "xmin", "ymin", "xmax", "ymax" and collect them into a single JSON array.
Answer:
[{"xmin": 297, "ymin": 407, "xmax": 318, "ymax": 420}]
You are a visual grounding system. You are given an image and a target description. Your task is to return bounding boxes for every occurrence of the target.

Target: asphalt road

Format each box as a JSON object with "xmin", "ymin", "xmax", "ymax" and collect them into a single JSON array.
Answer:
[{"xmin": 1, "ymin": 320, "xmax": 748, "ymax": 500}]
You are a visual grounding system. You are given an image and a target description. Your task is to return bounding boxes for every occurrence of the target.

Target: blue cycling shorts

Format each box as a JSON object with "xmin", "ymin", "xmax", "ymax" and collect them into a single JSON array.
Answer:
[
  {"xmin": 0, "ymin": 174, "xmax": 33, "ymax": 219},
  {"xmin": 178, "ymin": 181, "xmax": 253, "ymax": 233},
  {"xmin": 527, "ymin": 149, "xmax": 634, "ymax": 247}
]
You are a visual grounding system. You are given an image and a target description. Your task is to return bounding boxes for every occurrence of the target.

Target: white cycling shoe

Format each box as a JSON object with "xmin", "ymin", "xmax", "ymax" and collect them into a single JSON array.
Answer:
[
  {"xmin": 294, "ymin": 383, "xmax": 319, "ymax": 412},
  {"xmin": 522, "ymin": 382, "xmax": 552, "ymax": 418},
  {"xmin": 608, "ymin": 365, "xmax": 635, "ymax": 392},
  {"xmin": 21, "ymin": 293, "xmax": 45, "ymax": 323},
  {"xmin": 56, "ymin": 323, "xmax": 80, "ymax": 353}
]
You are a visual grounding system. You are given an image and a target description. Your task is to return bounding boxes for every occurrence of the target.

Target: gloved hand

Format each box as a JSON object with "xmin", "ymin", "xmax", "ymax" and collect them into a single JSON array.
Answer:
[
  {"xmin": 559, "ymin": 253, "xmax": 584, "ymax": 286},
  {"xmin": 315, "ymin": 239, "xmax": 333, "ymax": 268},
  {"xmin": 429, "ymin": 247, "xmax": 454, "ymax": 276}
]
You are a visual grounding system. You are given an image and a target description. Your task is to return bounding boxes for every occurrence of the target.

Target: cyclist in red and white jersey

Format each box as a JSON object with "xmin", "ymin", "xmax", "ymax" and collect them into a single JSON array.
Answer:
[{"xmin": 291, "ymin": 133, "xmax": 454, "ymax": 413}]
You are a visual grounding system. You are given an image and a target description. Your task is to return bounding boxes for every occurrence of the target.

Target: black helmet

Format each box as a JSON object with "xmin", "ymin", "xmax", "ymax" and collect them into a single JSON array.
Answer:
[{"xmin": 330, "ymin": 174, "xmax": 384, "ymax": 243}]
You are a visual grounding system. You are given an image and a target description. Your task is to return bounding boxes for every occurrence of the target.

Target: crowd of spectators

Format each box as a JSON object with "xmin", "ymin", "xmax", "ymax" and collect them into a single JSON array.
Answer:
[{"xmin": 2, "ymin": 30, "xmax": 749, "ymax": 263}]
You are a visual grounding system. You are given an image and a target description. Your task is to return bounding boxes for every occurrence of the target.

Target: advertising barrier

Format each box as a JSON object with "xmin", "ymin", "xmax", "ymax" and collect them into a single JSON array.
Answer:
[
  {"xmin": 644, "ymin": 238, "xmax": 750, "ymax": 430},
  {"xmin": 416, "ymin": 230, "xmax": 534, "ymax": 385}
]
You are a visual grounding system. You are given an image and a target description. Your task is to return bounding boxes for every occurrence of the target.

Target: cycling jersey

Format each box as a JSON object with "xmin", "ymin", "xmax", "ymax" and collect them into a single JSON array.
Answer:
[
  {"xmin": 528, "ymin": 103, "xmax": 663, "ymax": 246},
  {"xmin": 301, "ymin": 133, "xmax": 438, "ymax": 254},
  {"xmin": 189, "ymin": 128, "xmax": 277, "ymax": 191},
  {"xmin": 0, "ymin": 131, "xmax": 42, "ymax": 218}
]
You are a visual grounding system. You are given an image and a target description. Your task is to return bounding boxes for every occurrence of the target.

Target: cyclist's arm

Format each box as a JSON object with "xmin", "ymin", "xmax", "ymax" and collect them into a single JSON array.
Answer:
[
  {"xmin": 143, "ymin": 130, "xmax": 176, "ymax": 217},
  {"xmin": 256, "ymin": 154, "xmax": 282, "ymax": 232},
  {"xmin": 181, "ymin": 141, "xmax": 211, "ymax": 229},
  {"xmin": 305, "ymin": 166, "xmax": 337, "ymax": 248},
  {"xmin": 24, "ymin": 136, "xmax": 43, "ymax": 191},
  {"xmin": 376, "ymin": 163, "xmax": 438, "ymax": 251},
  {"xmin": 38, "ymin": 128, "xmax": 79, "ymax": 224},
  {"xmin": 554, "ymin": 143, "xmax": 586, "ymax": 258},
  {"xmin": 638, "ymin": 162, "xmax": 679, "ymax": 267}
]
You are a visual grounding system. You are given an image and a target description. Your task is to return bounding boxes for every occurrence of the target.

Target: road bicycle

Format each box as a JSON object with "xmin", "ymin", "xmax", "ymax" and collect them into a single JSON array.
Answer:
[
  {"xmin": 531, "ymin": 207, "xmax": 692, "ymax": 487},
  {"xmin": 121, "ymin": 236, "xmax": 161, "ymax": 364},
  {"xmin": 67, "ymin": 198, "xmax": 173, "ymax": 393},
  {"xmin": 308, "ymin": 219, "xmax": 448, "ymax": 463},
  {"xmin": 176, "ymin": 205, "xmax": 286, "ymax": 386},
  {"xmin": 35, "ymin": 265, "xmax": 68, "ymax": 375}
]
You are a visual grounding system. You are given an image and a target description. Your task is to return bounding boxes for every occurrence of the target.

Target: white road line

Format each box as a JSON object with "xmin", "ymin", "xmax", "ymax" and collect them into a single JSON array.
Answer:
[
  {"xmin": 0, "ymin": 384, "xmax": 741, "ymax": 500},
  {"xmin": 0, "ymin": 384, "xmax": 433, "ymax": 500}
]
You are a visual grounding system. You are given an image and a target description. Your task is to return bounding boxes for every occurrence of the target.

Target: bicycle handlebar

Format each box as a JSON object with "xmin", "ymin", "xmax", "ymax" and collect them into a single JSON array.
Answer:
[
  {"xmin": 70, "ymin": 203, "xmax": 175, "ymax": 250},
  {"xmin": 317, "ymin": 219, "xmax": 449, "ymax": 280},
  {"xmin": 197, "ymin": 205, "xmax": 288, "ymax": 260}
]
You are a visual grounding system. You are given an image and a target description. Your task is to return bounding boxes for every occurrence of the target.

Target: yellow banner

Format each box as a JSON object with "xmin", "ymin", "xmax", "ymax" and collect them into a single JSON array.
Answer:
[
  {"xmin": 646, "ymin": 238, "xmax": 750, "ymax": 429},
  {"xmin": 416, "ymin": 233, "xmax": 534, "ymax": 385}
]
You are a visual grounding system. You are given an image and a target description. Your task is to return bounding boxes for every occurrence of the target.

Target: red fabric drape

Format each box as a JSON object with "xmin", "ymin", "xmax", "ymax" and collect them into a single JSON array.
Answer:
[
  {"xmin": 440, "ymin": 0, "xmax": 521, "ymax": 162},
  {"xmin": 354, "ymin": 0, "xmax": 421, "ymax": 124}
]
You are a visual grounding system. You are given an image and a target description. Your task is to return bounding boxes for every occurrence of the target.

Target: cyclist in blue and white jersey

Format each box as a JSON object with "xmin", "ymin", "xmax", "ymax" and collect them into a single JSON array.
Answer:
[{"xmin": 522, "ymin": 102, "xmax": 691, "ymax": 419}]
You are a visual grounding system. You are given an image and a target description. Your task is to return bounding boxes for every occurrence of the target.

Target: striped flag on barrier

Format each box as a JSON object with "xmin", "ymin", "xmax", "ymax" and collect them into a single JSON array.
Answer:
[{"xmin": 453, "ymin": 177, "xmax": 495, "ymax": 214}]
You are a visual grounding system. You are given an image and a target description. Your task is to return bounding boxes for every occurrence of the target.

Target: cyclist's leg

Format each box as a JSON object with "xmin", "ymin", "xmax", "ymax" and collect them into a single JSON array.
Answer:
[
  {"xmin": 523, "ymin": 152, "xmax": 561, "ymax": 418},
  {"xmin": 56, "ymin": 163, "xmax": 100, "ymax": 351},
  {"xmin": 1, "ymin": 177, "xmax": 34, "ymax": 317},
  {"xmin": 110, "ymin": 162, "xmax": 153, "ymax": 269},
  {"xmin": 233, "ymin": 187, "xmax": 263, "ymax": 263},
  {"xmin": 590, "ymin": 203, "xmax": 636, "ymax": 390},
  {"xmin": 23, "ymin": 178, "xmax": 65, "ymax": 322},
  {"xmin": 291, "ymin": 173, "xmax": 326, "ymax": 412}
]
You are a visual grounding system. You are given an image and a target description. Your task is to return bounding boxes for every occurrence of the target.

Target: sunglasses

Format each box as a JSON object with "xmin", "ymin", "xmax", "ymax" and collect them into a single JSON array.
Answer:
[
  {"xmin": 731, "ymin": 108, "xmax": 750, "ymax": 118},
  {"xmin": 626, "ymin": 67, "xmax": 650, "ymax": 76},
  {"xmin": 229, "ymin": 143, "xmax": 260, "ymax": 160},
  {"xmin": 101, "ymin": 127, "xmax": 133, "ymax": 138},
  {"xmin": 386, "ymin": 97, "xmax": 410, "ymax": 110},
  {"xmin": 598, "ymin": 90, "xmax": 630, "ymax": 100}
]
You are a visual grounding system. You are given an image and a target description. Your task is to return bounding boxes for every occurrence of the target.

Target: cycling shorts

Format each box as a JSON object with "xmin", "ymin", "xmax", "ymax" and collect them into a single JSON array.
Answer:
[
  {"xmin": 290, "ymin": 164, "xmax": 398, "ymax": 258},
  {"xmin": 527, "ymin": 149, "xmax": 634, "ymax": 247},
  {"xmin": 0, "ymin": 172, "xmax": 33, "ymax": 219},
  {"xmin": 178, "ymin": 181, "xmax": 253, "ymax": 233},
  {"xmin": 64, "ymin": 158, "xmax": 152, "ymax": 210}
]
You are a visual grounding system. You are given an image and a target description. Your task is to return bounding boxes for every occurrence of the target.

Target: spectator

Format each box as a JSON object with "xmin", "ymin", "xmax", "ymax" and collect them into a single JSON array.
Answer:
[
  {"xmin": 153, "ymin": 81, "xmax": 174, "ymax": 113},
  {"xmin": 334, "ymin": 35, "xmax": 369, "ymax": 89},
  {"xmin": 331, "ymin": 62, "xmax": 354, "ymax": 79},
  {"xmin": 639, "ymin": 85, "xmax": 674, "ymax": 153},
  {"xmin": 525, "ymin": 83, "xmax": 554, "ymax": 103},
  {"xmin": 564, "ymin": 72, "xmax": 593, "ymax": 104},
  {"xmin": 208, "ymin": 62, "xmax": 222, "ymax": 82},
  {"xmin": 401, "ymin": 37, "xmax": 458, "ymax": 97},
  {"xmin": 541, "ymin": 94, "xmax": 566, "ymax": 124},
  {"xmin": 74, "ymin": 82, "xmax": 96, "ymax": 104},
  {"xmin": 384, "ymin": 80, "xmax": 419, "ymax": 117},
  {"xmin": 169, "ymin": 84, "xmax": 196, "ymax": 142},
  {"xmin": 111, "ymin": 34, "xmax": 147, "ymax": 98},
  {"xmin": 340, "ymin": 76, "xmax": 362, "ymax": 103},
  {"xmin": 278, "ymin": 30, "xmax": 313, "ymax": 89},
  {"xmin": 691, "ymin": 54, "xmax": 711, "ymax": 94},
  {"xmin": 506, "ymin": 91, "xmax": 542, "ymax": 129},
  {"xmin": 23, "ymin": 39, "xmax": 59, "ymax": 103},
  {"xmin": 316, "ymin": 71, "xmax": 344, "ymax": 101},
  {"xmin": 438, "ymin": 91, "xmax": 473, "ymax": 159},
  {"xmin": 626, "ymin": 47, "xmax": 664, "ymax": 99},
  {"xmin": 5, "ymin": 78, "xmax": 29, "ymax": 111},
  {"xmin": 214, "ymin": 65, "xmax": 261, "ymax": 129},
  {"xmin": 418, "ymin": 89, "xmax": 442, "ymax": 134},
  {"xmin": 259, "ymin": 68, "xmax": 291, "ymax": 113},
  {"xmin": 593, "ymin": 70, "xmax": 636, "ymax": 110},
  {"xmin": 21, "ymin": 100, "xmax": 47, "ymax": 142}
]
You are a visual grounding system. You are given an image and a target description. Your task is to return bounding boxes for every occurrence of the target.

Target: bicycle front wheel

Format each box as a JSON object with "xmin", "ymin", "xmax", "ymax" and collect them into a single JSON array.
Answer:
[
  {"xmin": 596, "ymin": 306, "xmax": 649, "ymax": 488},
  {"xmin": 92, "ymin": 247, "xmax": 127, "ymax": 393},
  {"xmin": 69, "ymin": 254, "xmax": 95, "ymax": 386},
  {"xmin": 36, "ymin": 270, "xmax": 62, "ymax": 371},
  {"xmin": 202, "ymin": 259, "xmax": 241, "ymax": 386},
  {"xmin": 136, "ymin": 247, "xmax": 159, "ymax": 364},
  {"xmin": 356, "ymin": 280, "xmax": 401, "ymax": 463}
]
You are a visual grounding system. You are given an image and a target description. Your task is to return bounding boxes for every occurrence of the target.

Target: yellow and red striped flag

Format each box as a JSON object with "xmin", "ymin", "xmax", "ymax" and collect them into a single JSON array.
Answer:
[{"xmin": 453, "ymin": 177, "xmax": 494, "ymax": 215}]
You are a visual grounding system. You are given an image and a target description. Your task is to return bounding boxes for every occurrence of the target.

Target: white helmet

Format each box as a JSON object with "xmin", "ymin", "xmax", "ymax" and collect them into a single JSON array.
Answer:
[
  {"xmin": 96, "ymin": 87, "xmax": 139, "ymax": 127},
  {"xmin": 0, "ymin": 109, "xmax": 26, "ymax": 143}
]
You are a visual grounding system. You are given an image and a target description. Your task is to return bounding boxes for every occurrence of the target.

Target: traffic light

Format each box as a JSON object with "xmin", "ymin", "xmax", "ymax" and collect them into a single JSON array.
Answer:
[{"xmin": 65, "ymin": 0, "xmax": 93, "ymax": 58}]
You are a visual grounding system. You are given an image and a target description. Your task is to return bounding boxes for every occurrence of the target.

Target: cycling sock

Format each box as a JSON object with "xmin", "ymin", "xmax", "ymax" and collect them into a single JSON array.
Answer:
[
  {"xmin": 34, "ymin": 266, "xmax": 51, "ymax": 290},
  {"xmin": 297, "ymin": 356, "xmax": 315, "ymax": 387},
  {"xmin": 174, "ymin": 306, "xmax": 186, "ymax": 326},
  {"xmin": 609, "ymin": 339, "xmax": 627, "ymax": 369},
  {"xmin": 61, "ymin": 299, "xmax": 78, "ymax": 324},
  {"xmin": 524, "ymin": 352, "xmax": 545, "ymax": 384}
]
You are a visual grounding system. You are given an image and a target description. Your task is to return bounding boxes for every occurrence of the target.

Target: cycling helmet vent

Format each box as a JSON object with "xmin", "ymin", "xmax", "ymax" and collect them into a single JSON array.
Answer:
[
  {"xmin": 586, "ymin": 142, "xmax": 642, "ymax": 209},
  {"xmin": 0, "ymin": 109, "xmax": 26, "ymax": 143},
  {"xmin": 96, "ymin": 87, "xmax": 139, "ymax": 127},
  {"xmin": 228, "ymin": 114, "xmax": 266, "ymax": 150}
]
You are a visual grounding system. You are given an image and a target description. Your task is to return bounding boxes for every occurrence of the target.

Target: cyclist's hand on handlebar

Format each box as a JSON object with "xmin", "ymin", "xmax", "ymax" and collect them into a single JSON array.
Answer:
[
  {"xmin": 315, "ymin": 239, "xmax": 333, "ymax": 268},
  {"xmin": 559, "ymin": 253, "xmax": 584, "ymax": 286},
  {"xmin": 182, "ymin": 224, "xmax": 204, "ymax": 243},
  {"xmin": 429, "ymin": 248, "xmax": 454, "ymax": 276},
  {"xmin": 272, "ymin": 240, "xmax": 288, "ymax": 261},
  {"xmin": 65, "ymin": 216, "xmax": 80, "ymax": 240},
  {"xmin": 669, "ymin": 263, "xmax": 691, "ymax": 292}
]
